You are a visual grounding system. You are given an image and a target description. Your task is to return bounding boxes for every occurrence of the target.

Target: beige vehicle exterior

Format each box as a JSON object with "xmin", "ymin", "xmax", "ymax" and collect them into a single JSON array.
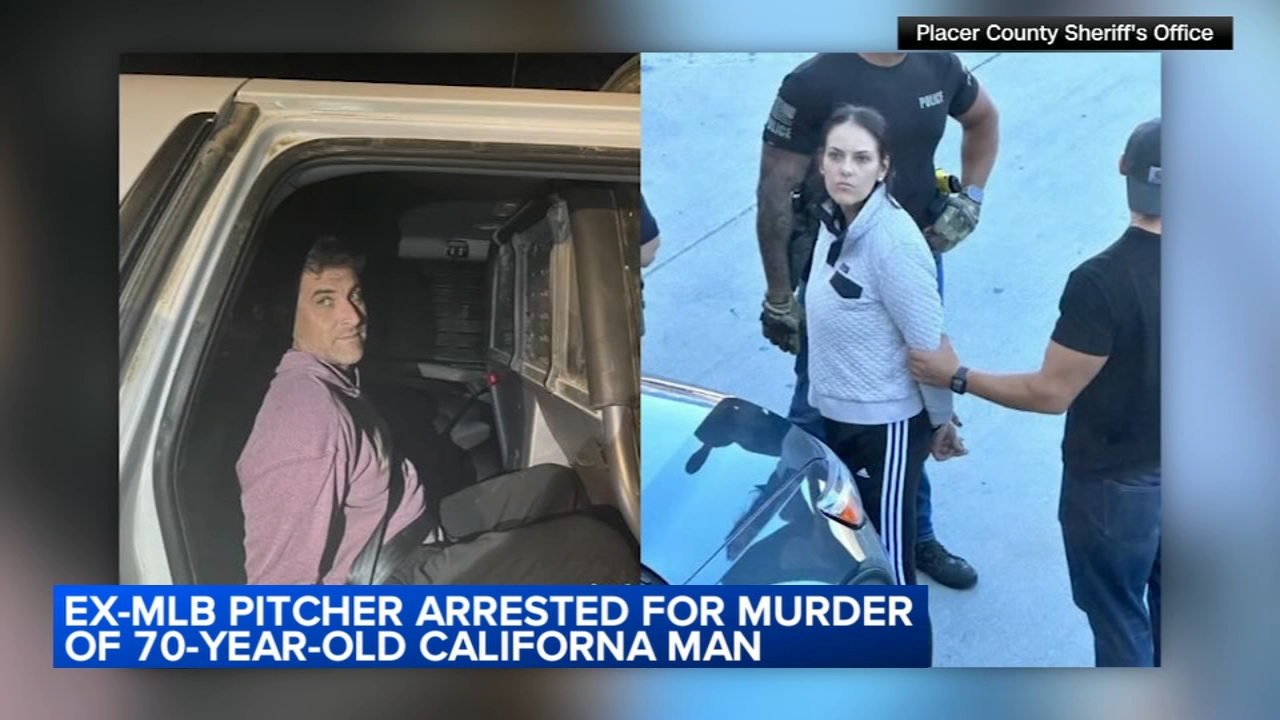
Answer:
[{"xmin": 120, "ymin": 71, "xmax": 641, "ymax": 584}]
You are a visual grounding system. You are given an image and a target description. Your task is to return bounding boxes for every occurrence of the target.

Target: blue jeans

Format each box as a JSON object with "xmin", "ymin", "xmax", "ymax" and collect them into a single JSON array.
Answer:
[
  {"xmin": 789, "ymin": 252, "xmax": 945, "ymax": 543},
  {"xmin": 1059, "ymin": 468, "xmax": 1162, "ymax": 667}
]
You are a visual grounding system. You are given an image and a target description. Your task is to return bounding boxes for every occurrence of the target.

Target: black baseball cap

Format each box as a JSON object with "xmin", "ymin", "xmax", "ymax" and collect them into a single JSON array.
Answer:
[{"xmin": 1121, "ymin": 118, "xmax": 1161, "ymax": 216}]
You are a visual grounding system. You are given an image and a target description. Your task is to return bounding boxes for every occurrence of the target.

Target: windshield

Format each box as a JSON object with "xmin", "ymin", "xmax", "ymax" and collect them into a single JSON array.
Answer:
[{"xmin": 640, "ymin": 388, "xmax": 828, "ymax": 580}]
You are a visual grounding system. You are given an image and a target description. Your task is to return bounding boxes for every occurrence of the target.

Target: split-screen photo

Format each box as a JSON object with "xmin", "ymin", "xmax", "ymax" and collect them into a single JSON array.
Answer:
[{"xmin": 119, "ymin": 51, "xmax": 1160, "ymax": 667}]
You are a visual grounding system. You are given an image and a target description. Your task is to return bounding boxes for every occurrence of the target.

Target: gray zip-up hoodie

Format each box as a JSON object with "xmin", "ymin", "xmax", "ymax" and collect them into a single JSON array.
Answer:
[
  {"xmin": 236, "ymin": 349, "xmax": 427, "ymax": 584},
  {"xmin": 804, "ymin": 183, "xmax": 954, "ymax": 428}
]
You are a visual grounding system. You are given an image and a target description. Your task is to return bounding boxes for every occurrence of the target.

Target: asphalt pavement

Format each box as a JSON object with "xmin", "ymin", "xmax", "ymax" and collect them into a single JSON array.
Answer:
[{"xmin": 639, "ymin": 51, "xmax": 1161, "ymax": 667}]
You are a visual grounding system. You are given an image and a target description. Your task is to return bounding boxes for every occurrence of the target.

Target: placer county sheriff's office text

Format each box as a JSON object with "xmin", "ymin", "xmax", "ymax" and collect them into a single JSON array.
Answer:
[{"xmin": 916, "ymin": 21, "xmax": 1216, "ymax": 45}]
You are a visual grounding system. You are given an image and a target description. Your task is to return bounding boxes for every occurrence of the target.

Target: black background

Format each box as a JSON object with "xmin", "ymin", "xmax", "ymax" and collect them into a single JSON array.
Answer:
[
  {"xmin": 121, "ymin": 53, "xmax": 636, "ymax": 89},
  {"xmin": 0, "ymin": 1, "xmax": 1277, "ymax": 718}
]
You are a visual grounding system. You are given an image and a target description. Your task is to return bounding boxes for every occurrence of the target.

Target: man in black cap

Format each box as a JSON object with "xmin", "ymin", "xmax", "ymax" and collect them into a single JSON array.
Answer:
[{"xmin": 907, "ymin": 118, "xmax": 1162, "ymax": 666}]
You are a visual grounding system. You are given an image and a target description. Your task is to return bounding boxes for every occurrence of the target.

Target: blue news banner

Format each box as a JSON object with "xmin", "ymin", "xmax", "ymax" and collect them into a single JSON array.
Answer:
[{"xmin": 53, "ymin": 585, "xmax": 929, "ymax": 668}]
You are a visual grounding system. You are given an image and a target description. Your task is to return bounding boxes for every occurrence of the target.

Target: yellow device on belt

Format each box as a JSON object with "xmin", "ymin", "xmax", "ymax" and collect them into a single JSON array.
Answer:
[{"xmin": 935, "ymin": 168, "xmax": 961, "ymax": 195}]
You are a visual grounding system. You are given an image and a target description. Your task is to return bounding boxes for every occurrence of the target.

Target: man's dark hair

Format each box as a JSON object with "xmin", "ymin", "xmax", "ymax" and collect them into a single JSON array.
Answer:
[
  {"xmin": 250, "ymin": 233, "xmax": 367, "ymax": 345},
  {"xmin": 302, "ymin": 233, "xmax": 367, "ymax": 276}
]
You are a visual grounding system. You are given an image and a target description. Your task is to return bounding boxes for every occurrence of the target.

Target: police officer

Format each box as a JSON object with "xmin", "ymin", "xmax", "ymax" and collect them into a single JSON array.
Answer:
[
  {"xmin": 755, "ymin": 53, "xmax": 1000, "ymax": 589},
  {"xmin": 908, "ymin": 118, "xmax": 1162, "ymax": 666}
]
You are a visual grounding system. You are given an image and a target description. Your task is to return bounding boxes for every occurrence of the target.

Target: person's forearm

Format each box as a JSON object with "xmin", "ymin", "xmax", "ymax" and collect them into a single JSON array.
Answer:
[
  {"xmin": 967, "ymin": 369, "xmax": 1066, "ymax": 414},
  {"xmin": 960, "ymin": 115, "xmax": 999, "ymax": 189},
  {"xmin": 920, "ymin": 382, "xmax": 954, "ymax": 427},
  {"xmin": 756, "ymin": 193, "xmax": 794, "ymax": 300}
]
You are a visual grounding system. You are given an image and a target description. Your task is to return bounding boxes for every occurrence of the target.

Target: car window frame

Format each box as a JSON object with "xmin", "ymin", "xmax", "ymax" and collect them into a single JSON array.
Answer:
[
  {"xmin": 491, "ymin": 196, "xmax": 598, "ymax": 412},
  {"xmin": 119, "ymin": 102, "xmax": 260, "ymax": 377},
  {"xmin": 547, "ymin": 199, "xmax": 591, "ymax": 407},
  {"xmin": 488, "ymin": 193, "xmax": 606, "ymax": 413},
  {"xmin": 119, "ymin": 112, "xmax": 217, "ymax": 284},
  {"xmin": 487, "ymin": 237, "xmax": 519, "ymax": 367},
  {"xmin": 516, "ymin": 213, "xmax": 556, "ymax": 383}
]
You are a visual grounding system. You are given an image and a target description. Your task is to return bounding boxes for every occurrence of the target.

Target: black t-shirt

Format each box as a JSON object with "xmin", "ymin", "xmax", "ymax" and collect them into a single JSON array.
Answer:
[
  {"xmin": 1051, "ymin": 227, "xmax": 1161, "ymax": 480},
  {"xmin": 762, "ymin": 53, "xmax": 980, "ymax": 228}
]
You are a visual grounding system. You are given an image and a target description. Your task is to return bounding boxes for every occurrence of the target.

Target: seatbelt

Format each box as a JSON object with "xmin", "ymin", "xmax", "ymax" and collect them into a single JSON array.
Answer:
[
  {"xmin": 345, "ymin": 448, "xmax": 437, "ymax": 585},
  {"xmin": 344, "ymin": 453, "xmax": 404, "ymax": 585}
]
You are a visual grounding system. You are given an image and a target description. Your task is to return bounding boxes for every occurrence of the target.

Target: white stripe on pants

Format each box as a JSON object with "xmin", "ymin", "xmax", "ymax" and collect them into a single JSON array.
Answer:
[{"xmin": 881, "ymin": 419, "xmax": 909, "ymax": 585}]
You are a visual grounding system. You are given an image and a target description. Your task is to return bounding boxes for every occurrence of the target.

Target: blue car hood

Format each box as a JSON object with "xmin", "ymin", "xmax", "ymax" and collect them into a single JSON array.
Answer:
[{"xmin": 640, "ymin": 379, "xmax": 832, "ymax": 584}]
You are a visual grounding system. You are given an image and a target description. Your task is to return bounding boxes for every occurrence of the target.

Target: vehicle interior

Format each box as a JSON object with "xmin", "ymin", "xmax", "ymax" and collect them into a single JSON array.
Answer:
[{"xmin": 172, "ymin": 165, "xmax": 640, "ymax": 584}]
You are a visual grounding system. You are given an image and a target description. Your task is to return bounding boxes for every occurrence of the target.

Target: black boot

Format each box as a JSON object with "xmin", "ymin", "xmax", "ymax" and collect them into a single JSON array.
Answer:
[{"xmin": 916, "ymin": 538, "xmax": 978, "ymax": 590}]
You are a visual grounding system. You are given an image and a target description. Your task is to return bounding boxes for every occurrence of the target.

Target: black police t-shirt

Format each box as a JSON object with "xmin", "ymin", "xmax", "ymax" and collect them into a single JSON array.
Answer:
[
  {"xmin": 762, "ymin": 53, "xmax": 979, "ymax": 228},
  {"xmin": 1051, "ymin": 227, "xmax": 1161, "ymax": 480}
]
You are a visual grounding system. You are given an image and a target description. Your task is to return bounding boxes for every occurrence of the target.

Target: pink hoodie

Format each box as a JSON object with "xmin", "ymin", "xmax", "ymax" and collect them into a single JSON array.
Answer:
[{"xmin": 236, "ymin": 349, "xmax": 427, "ymax": 584}]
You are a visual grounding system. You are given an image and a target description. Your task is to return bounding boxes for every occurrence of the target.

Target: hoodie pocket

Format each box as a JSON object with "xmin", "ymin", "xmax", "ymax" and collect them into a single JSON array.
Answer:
[{"xmin": 829, "ymin": 271, "xmax": 864, "ymax": 300}]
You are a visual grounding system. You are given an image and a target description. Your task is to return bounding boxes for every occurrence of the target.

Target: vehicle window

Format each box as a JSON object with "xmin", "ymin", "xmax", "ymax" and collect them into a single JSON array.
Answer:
[
  {"xmin": 521, "ymin": 218, "xmax": 554, "ymax": 377},
  {"xmin": 491, "ymin": 242, "xmax": 517, "ymax": 361}
]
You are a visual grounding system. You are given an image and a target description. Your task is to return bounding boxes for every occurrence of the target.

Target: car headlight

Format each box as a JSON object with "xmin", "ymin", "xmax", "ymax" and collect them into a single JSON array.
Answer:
[
  {"xmin": 816, "ymin": 462, "xmax": 867, "ymax": 530},
  {"xmin": 813, "ymin": 459, "xmax": 894, "ymax": 582}
]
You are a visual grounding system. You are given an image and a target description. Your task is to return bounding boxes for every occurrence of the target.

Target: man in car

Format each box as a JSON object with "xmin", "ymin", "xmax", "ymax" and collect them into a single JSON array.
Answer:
[
  {"xmin": 907, "ymin": 119, "xmax": 1162, "ymax": 666},
  {"xmin": 756, "ymin": 52, "xmax": 1000, "ymax": 590},
  {"xmin": 236, "ymin": 234, "xmax": 636, "ymax": 585}
]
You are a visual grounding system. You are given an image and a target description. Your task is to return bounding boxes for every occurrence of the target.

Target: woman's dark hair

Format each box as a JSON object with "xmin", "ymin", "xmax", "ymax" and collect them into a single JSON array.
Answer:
[
  {"xmin": 819, "ymin": 103, "xmax": 890, "ymax": 156},
  {"xmin": 818, "ymin": 103, "xmax": 893, "ymax": 179},
  {"xmin": 814, "ymin": 104, "xmax": 897, "ymax": 236}
]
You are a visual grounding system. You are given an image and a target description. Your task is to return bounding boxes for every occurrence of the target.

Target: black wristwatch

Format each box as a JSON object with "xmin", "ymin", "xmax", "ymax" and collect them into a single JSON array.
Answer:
[{"xmin": 950, "ymin": 366, "xmax": 969, "ymax": 395}]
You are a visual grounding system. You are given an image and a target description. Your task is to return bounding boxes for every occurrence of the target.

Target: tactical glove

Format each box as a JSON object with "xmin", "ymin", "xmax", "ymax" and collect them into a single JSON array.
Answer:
[
  {"xmin": 927, "ymin": 194, "xmax": 981, "ymax": 253},
  {"xmin": 760, "ymin": 293, "xmax": 803, "ymax": 354}
]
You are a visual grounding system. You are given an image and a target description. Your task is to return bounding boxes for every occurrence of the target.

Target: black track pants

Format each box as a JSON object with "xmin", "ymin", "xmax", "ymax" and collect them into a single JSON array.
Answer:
[{"xmin": 823, "ymin": 411, "xmax": 933, "ymax": 585}]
